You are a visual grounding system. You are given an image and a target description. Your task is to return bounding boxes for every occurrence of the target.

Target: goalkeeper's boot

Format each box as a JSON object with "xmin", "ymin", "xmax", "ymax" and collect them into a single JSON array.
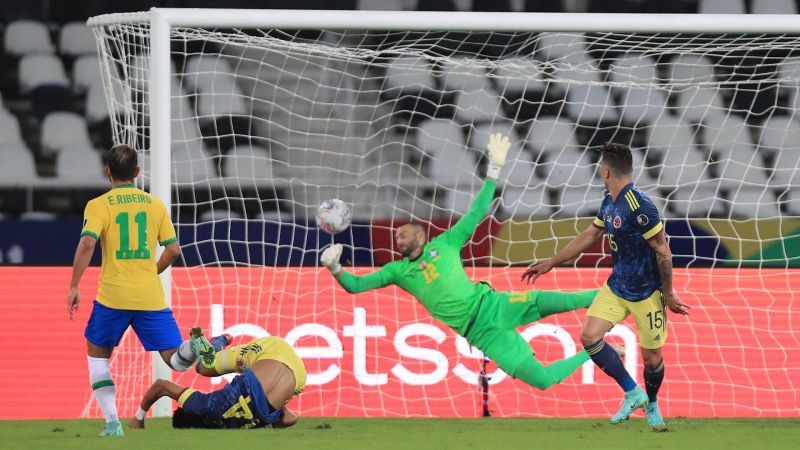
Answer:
[
  {"xmin": 99, "ymin": 420, "xmax": 124, "ymax": 437},
  {"xmin": 644, "ymin": 401, "xmax": 667, "ymax": 431},
  {"xmin": 610, "ymin": 386, "xmax": 649, "ymax": 424},
  {"xmin": 209, "ymin": 333, "xmax": 233, "ymax": 352},
  {"xmin": 190, "ymin": 327, "xmax": 216, "ymax": 368}
]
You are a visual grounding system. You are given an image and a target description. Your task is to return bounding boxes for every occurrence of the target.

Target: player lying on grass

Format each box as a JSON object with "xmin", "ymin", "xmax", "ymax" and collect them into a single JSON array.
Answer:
[
  {"xmin": 130, "ymin": 332, "xmax": 306, "ymax": 430},
  {"xmin": 321, "ymin": 133, "xmax": 608, "ymax": 391}
]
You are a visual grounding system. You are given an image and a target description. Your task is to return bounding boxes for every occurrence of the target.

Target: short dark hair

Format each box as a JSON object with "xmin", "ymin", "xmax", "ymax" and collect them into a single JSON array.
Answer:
[
  {"xmin": 104, "ymin": 144, "xmax": 139, "ymax": 181},
  {"xmin": 172, "ymin": 407, "xmax": 223, "ymax": 429},
  {"xmin": 598, "ymin": 142, "xmax": 633, "ymax": 177}
]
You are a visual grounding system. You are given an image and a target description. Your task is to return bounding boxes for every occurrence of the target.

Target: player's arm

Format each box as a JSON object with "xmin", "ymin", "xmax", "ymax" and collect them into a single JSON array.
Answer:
[
  {"xmin": 320, "ymin": 244, "xmax": 393, "ymax": 293},
  {"xmin": 129, "ymin": 379, "xmax": 189, "ymax": 429},
  {"xmin": 156, "ymin": 201, "xmax": 181, "ymax": 274},
  {"xmin": 646, "ymin": 230, "xmax": 690, "ymax": 315},
  {"xmin": 156, "ymin": 241, "xmax": 181, "ymax": 274},
  {"xmin": 440, "ymin": 133, "xmax": 509, "ymax": 247},
  {"xmin": 271, "ymin": 407, "xmax": 298, "ymax": 428},
  {"xmin": 67, "ymin": 235, "xmax": 96, "ymax": 320},
  {"xmin": 68, "ymin": 201, "xmax": 105, "ymax": 320},
  {"xmin": 521, "ymin": 223, "xmax": 605, "ymax": 284}
]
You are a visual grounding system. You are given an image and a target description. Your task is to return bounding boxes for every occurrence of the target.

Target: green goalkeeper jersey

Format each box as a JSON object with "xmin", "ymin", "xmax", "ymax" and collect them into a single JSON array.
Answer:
[{"xmin": 335, "ymin": 179, "xmax": 496, "ymax": 335}]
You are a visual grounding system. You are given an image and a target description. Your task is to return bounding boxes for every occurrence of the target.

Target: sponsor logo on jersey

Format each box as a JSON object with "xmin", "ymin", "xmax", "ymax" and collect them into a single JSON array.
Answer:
[
  {"xmin": 637, "ymin": 214, "xmax": 649, "ymax": 227},
  {"xmin": 605, "ymin": 214, "xmax": 612, "ymax": 222},
  {"xmin": 613, "ymin": 216, "xmax": 622, "ymax": 229},
  {"xmin": 428, "ymin": 249, "xmax": 438, "ymax": 259}
]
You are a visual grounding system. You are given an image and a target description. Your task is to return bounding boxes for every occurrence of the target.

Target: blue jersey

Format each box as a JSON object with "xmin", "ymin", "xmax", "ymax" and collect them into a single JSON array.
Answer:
[
  {"xmin": 593, "ymin": 183, "xmax": 664, "ymax": 301},
  {"xmin": 180, "ymin": 369, "xmax": 282, "ymax": 428}
]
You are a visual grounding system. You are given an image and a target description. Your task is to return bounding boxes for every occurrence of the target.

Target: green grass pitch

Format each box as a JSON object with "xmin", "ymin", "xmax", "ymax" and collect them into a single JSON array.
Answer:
[{"xmin": 2, "ymin": 418, "xmax": 799, "ymax": 450}]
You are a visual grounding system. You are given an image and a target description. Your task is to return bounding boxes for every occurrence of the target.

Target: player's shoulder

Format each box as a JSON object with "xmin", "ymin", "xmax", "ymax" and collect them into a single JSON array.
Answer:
[
  {"xmin": 622, "ymin": 185, "xmax": 657, "ymax": 212},
  {"xmin": 85, "ymin": 193, "xmax": 109, "ymax": 211}
]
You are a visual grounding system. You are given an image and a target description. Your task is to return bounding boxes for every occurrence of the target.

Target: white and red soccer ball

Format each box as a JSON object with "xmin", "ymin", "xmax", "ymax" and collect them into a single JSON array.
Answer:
[{"xmin": 316, "ymin": 199, "xmax": 352, "ymax": 234}]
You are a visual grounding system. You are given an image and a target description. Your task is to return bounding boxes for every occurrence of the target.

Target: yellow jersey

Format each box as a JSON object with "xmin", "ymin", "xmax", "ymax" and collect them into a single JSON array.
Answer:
[{"xmin": 80, "ymin": 185, "xmax": 177, "ymax": 311}]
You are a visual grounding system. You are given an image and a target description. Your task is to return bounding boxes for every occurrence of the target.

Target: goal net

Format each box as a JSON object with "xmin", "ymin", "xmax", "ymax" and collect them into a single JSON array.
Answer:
[{"xmin": 87, "ymin": 10, "xmax": 800, "ymax": 419}]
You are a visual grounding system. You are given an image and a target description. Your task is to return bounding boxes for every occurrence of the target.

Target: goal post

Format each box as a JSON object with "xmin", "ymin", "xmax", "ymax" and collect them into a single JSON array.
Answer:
[{"xmin": 87, "ymin": 9, "xmax": 800, "ymax": 419}]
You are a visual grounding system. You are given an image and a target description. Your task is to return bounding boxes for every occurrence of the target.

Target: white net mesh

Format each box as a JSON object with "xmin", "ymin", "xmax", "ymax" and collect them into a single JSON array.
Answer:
[{"xmin": 88, "ymin": 14, "xmax": 800, "ymax": 418}]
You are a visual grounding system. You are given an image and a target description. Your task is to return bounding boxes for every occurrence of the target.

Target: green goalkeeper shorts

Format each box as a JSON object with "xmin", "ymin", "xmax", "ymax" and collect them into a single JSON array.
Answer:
[{"xmin": 464, "ymin": 289, "xmax": 596, "ymax": 376}]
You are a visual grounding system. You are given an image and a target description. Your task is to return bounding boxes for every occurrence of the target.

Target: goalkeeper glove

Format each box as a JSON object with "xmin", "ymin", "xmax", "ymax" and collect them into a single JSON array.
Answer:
[
  {"xmin": 320, "ymin": 243, "xmax": 343, "ymax": 275},
  {"xmin": 486, "ymin": 132, "xmax": 510, "ymax": 180}
]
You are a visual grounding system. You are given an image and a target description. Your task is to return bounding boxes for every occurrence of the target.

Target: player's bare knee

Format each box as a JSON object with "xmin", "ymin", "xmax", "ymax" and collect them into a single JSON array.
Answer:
[
  {"xmin": 580, "ymin": 328, "xmax": 602, "ymax": 347},
  {"xmin": 641, "ymin": 348, "xmax": 663, "ymax": 369}
]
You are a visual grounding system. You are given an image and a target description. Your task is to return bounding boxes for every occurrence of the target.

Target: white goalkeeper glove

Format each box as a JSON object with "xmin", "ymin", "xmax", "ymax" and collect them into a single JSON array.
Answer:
[
  {"xmin": 486, "ymin": 132, "xmax": 510, "ymax": 180},
  {"xmin": 320, "ymin": 243, "xmax": 343, "ymax": 276}
]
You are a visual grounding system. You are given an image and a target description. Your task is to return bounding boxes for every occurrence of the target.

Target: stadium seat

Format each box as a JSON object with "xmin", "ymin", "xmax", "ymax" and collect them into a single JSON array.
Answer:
[
  {"xmin": 609, "ymin": 53, "xmax": 660, "ymax": 86},
  {"xmin": 493, "ymin": 57, "xmax": 548, "ymax": 98},
  {"xmin": 4, "ymin": 20, "xmax": 54, "ymax": 56},
  {"xmin": 780, "ymin": 187, "xmax": 800, "ymax": 215},
  {"xmin": 655, "ymin": 146, "xmax": 711, "ymax": 188},
  {"xmin": 59, "ymin": 22, "xmax": 96, "ymax": 57},
  {"xmin": 222, "ymin": 145, "xmax": 274, "ymax": 186},
  {"xmin": 173, "ymin": 142, "xmax": 217, "ymax": 184},
  {"xmin": 524, "ymin": 117, "xmax": 580, "ymax": 155},
  {"xmin": 18, "ymin": 54, "xmax": 69, "ymax": 93},
  {"xmin": 667, "ymin": 186, "xmax": 726, "ymax": 218},
  {"xmin": 769, "ymin": 143, "xmax": 800, "ymax": 188},
  {"xmin": 440, "ymin": 58, "xmax": 489, "ymax": 92},
  {"xmin": 619, "ymin": 88, "xmax": 670, "ymax": 126},
  {"xmin": 556, "ymin": 186, "xmax": 605, "ymax": 217},
  {"xmin": 418, "ymin": 118, "xmax": 466, "ymax": 157},
  {"xmin": 538, "ymin": 147, "xmax": 596, "ymax": 187},
  {"xmin": 566, "ymin": 84, "xmax": 619, "ymax": 125},
  {"xmin": 385, "ymin": 56, "xmax": 437, "ymax": 93},
  {"xmin": 727, "ymin": 187, "xmax": 780, "ymax": 218},
  {"xmin": 72, "ymin": 55, "xmax": 102, "ymax": 94},
  {"xmin": 195, "ymin": 82, "xmax": 248, "ymax": 118},
  {"xmin": 535, "ymin": 32, "xmax": 587, "ymax": 63},
  {"xmin": 0, "ymin": 110, "xmax": 23, "ymax": 145},
  {"xmin": 751, "ymin": 0, "xmax": 797, "ymax": 14},
  {"xmin": 54, "ymin": 144, "xmax": 107, "ymax": 187},
  {"xmin": 41, "ymin": 112, "xmax": 92, "ymax": 156},
  {"xmin": 129, "ymin": 54, "xmax": 178, "ymax": 92},
  {"xmin": 758, "ymin": 115, "xmax": 800, "ymax": 162},
  {"xmin": 674, "ymin": 87, "xmax": 728, "ymax": 124},
  {"xmin": 699, "ymin": 0, "xmax": 745, "ymax": 14},
  {"xmin": 453, "ymin": 88, "xmax": 504, "ymax": 124},
  {"xmin": 668, "ymin": 54, "xmax": 716, "ymax": 85},
  {"xmin": 501, "ymin": 184, "xmax": 551, "ymax": 217},
  {"xmin": 631, "ymin": 147, "xmax": 657, "ymax": 188},
  {"xmin": 184, "ymin": 55, "xmax": 237, "ymax": 93},
  {"xmin": 85, "ymin": 83, "xmax": 111, "ymax": 124},
  {"xmin": 647, "ymin": 115, "xmax": 696, "ymax": 157},
  {"xmin": 713, "ymin": 143, "xmax": 771, "ymax": 190},
  {"xmin": 0, "ymin": 143, "xmax": 38, "ymax": 186}
]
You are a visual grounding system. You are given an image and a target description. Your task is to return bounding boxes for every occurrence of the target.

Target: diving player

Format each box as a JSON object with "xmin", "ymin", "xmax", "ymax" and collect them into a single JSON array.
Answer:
[{"xmin": 320, "ymin": 133, "xmax": 602, "ymax": 391}]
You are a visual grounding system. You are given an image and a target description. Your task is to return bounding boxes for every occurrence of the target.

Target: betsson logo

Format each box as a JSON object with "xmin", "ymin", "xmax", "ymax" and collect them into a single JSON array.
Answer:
[{"xmin": 209, "ymin": 305, "xmax": 638, "ymax": 387}]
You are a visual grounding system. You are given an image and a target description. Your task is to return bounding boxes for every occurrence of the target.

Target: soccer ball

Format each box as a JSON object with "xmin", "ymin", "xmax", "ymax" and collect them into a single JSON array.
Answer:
[{"xmin": 316, "ymin": 199, "xmax": 352, "ymax": 234}]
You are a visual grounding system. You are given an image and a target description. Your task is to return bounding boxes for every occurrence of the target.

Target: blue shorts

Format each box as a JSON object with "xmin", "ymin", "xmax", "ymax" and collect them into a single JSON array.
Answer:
[{"xmin": 84, "ymin": 300, "xmax": 183, "ymax": 351}]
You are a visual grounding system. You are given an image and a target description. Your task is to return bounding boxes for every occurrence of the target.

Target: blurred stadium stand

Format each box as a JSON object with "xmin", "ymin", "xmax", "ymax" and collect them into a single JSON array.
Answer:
[{"xmin": 0, "ymin": 0, "xmax": 799, "ymax": 221}]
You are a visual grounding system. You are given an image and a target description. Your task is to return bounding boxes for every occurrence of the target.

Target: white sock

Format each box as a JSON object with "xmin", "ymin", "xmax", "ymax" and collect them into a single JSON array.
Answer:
[
  {"xmin": 169, "ymin": 340, "xmax": 196, "ymax": 372},
  {"xmin": 87, "ymin": 356, "xmax": 118, "ymax": 423}
]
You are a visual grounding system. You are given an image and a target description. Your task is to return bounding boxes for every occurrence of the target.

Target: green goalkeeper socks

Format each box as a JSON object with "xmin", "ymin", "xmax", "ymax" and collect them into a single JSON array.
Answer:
[{"xmin": 513, "ymin": 351, "xmax": 591, "ymax": 390}]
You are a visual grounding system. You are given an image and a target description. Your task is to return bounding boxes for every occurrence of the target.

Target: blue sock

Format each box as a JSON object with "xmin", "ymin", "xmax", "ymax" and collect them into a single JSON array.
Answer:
[
  {"xmin": 644, "ymin": 360, "xmax": 665, "ymax": 403},
  {"xmin": 210, "ymin": 335, "xmax": 230, "ymax": 352},
  {"xmin": 586, "ymin": 339, "xmax": 636, "ymax": 392}
]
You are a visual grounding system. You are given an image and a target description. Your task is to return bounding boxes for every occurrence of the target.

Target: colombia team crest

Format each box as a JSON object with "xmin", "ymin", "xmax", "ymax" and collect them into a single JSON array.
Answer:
[{"xmin": 613, "ymin": 216, "xmax": 622, "ymax": 229}]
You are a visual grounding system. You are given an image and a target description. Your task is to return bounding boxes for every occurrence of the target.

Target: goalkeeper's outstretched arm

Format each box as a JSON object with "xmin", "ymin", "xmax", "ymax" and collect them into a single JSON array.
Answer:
[
  {"xmin": 320, "ymin": 244, "xmax": 393, "ymax": 293},
  {"xmin": 441, "ymin": 132, "xmax": 509, "ymax": 247}
]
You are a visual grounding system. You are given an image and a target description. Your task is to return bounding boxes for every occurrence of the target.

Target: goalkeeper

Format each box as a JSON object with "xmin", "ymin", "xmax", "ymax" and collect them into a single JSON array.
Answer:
[{"xmin": 321, "ymin": 133, "xmax": 600, "ymax": 390}]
